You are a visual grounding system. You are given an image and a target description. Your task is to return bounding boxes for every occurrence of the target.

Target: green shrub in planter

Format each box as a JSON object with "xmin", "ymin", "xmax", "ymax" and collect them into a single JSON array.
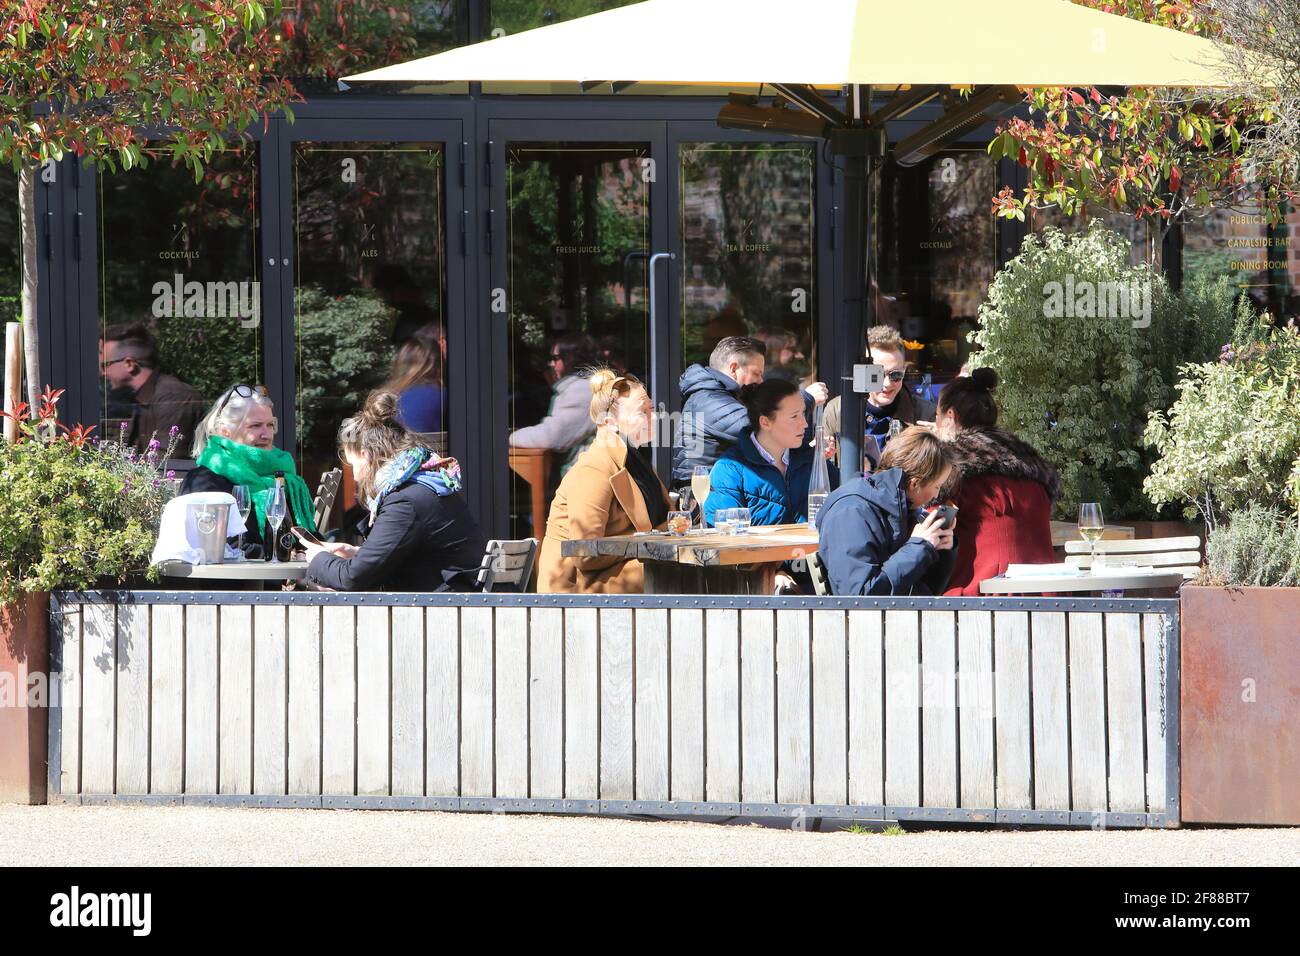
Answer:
[
  {"xmin": 0, "ymin": 388, "xmax": 177, "ymax": 603},
  {"xmin": 1144, "ymin": 312, "xmax": 1300, "ymax": 528},
  {"xmin": 970, "ymin": 221, "xmax": 1229, "ymax": 520},
  {"xmin": 1203, "ymin": 505, "xmax": 1300, "ymax": 588}
]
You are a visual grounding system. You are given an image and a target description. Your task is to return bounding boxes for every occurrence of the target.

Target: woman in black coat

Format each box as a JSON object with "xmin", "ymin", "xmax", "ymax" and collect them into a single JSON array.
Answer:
[{"xmin": 298, "ymin": 391, "xmax": 487, "ymax": 592}]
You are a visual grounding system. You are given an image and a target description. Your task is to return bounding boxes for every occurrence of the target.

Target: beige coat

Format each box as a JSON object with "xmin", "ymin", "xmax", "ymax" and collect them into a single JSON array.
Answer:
[{"xmin": 537, "ymin": 428, "xmax": 670, "ymax": 594}]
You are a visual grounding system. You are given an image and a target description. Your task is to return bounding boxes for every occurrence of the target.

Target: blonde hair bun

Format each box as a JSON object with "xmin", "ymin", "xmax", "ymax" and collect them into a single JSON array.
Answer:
[{"xmin": 587, "ymin": 367, "xmax": 621, "ymax": 395}]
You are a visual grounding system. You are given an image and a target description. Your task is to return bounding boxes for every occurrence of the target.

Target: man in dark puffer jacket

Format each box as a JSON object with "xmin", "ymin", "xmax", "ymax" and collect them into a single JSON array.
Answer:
[{"xmin": 672, "ymin": 335, "xmax": 827, "ymax": 488}]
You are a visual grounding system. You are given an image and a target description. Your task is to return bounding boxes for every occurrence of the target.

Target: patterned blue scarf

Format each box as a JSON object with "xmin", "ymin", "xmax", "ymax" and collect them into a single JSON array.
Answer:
[{"xmin": 368, "ymin": 447, "xmax": 462, "ymax": 524}]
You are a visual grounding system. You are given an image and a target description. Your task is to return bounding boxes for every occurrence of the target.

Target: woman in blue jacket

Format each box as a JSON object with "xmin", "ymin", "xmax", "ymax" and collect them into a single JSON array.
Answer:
[
  {"xmin": 703, "ymin": 378, "xmax": 816, "ymax": 527},
  {"xmin": 815, "ymin": 426, "xmax": 958, "ymax": 596}
]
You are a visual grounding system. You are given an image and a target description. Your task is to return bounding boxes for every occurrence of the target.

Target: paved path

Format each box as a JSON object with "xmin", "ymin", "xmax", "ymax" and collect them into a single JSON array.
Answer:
[{"xmin": 3, "ymin": 805, "xmax": 1297, "ymax": 866}]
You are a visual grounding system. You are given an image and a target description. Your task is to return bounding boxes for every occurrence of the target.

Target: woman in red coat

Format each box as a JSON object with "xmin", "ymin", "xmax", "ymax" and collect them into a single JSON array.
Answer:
[{"xmin": 936, "ymin": 368, "xmax": 1061, "ymax": 596}]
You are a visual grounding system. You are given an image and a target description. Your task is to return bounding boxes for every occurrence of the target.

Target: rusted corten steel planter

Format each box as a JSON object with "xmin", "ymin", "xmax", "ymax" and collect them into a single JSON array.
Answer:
[
  {"xmin": 1181, "ymin": 585, "xmax": 1300, "ymax": 825},
  {"xmin": 0, "ymin": 593, "xmax": 50, "ymax": 804}
]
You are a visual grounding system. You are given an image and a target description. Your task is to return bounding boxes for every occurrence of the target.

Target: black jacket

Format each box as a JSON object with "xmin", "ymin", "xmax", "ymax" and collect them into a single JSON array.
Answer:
[
  {"xmin": 814, "ymin": 467, "xmax": 956, "ymax": 596},
  {"xmin": 307, "ymin": 481, "xmax": 486, "ymax": 592},
  {"xmin": 671, "ymin": 363, "xmax": 816, "ymax": 485}
]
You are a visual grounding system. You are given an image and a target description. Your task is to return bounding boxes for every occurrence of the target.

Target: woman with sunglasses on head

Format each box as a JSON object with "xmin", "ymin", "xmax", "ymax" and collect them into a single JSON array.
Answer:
[
  {"xmin": 181, "ymin": 384, "xmax": 318, "ymax": 556},
  {"xmin": 298, "ymin": 390, "xmax": 486, "ymax": 592}
]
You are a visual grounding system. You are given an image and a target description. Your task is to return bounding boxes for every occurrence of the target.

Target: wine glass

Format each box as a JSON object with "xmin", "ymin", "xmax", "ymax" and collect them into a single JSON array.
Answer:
[
  {"xmin": 266, "ymin": 486, "xmax": 288, "ymax": 564},
  {"xmin": 691, "ymin": 466, "xmax": 711, "ymax": 529},
  {"xmin": 232, "ymin": 485, "xmax": 251, "ymax": 560},
  {"xmin": 1078, "ymin": 502, "xmax": 1105, "ymax": 574},
  {"xmin": 678, "ymin": 486, "xmax": 694, "ymax": 532}
]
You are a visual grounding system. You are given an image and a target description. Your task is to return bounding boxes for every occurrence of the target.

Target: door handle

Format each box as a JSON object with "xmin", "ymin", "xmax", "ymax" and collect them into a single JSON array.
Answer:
[{"xmin": 647, "ymin": 251, "xmax": 674, "ymax": 417}]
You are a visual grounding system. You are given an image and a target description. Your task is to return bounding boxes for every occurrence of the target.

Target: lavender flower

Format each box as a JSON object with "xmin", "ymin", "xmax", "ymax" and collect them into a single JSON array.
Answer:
[
  {"xmin": 148, "ymin": 439, "xmax": 161, "ymax": 452},
  {"xmin": 166, "ymin": 470, "xmax": 176, "ymax": 480},
  {"xmin": 169, "ymin": 425, "xmax": 180, "ymax": 438}
]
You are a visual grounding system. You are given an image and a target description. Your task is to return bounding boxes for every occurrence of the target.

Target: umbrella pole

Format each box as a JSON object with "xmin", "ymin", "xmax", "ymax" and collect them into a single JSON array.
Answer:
[{"xmin": 833, "ymin": 84, "xmax": 881, "ymax": 486}]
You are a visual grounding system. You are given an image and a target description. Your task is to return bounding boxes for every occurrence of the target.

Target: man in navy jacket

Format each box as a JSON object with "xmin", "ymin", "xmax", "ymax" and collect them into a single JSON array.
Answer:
[{"xmin": 672, "ymin": 335, "xmax": 828, "ymax": 488}]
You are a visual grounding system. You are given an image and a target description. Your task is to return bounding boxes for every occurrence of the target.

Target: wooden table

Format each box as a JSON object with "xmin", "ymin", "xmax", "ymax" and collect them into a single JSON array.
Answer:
[
  {"xmin": 159, "ymin": 559, "xmax": 309, "ymax": 585},
  {"xmin": 561, "ymin": 523, "xmax": 818, "ymax": 594},
  {"xmin": 980, "ymin": 568, "xmax": 1185, "ymax": 595},
  {"xmin": 1049, "ymin": 520, "xmax": 1135, "ymax": 548},
  {"xmin": 509, "ymin": 446, "xmax": 553, "ymax": 536}
]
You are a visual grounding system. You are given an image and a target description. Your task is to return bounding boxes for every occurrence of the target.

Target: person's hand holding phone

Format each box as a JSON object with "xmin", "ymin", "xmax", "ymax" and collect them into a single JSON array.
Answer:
[{"xmin": 911, "ymin": 508, "xmax": 954, "ymax": 551}]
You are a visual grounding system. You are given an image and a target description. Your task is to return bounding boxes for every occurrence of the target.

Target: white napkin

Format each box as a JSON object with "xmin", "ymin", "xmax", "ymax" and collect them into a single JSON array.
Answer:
[
  {"xmin": 1004, "ymin": 563, "xmax": 1086, "ymax": 578},
  {"xmin": 151, "ymin": 492, "xmax": 247, "ymax": 566}
]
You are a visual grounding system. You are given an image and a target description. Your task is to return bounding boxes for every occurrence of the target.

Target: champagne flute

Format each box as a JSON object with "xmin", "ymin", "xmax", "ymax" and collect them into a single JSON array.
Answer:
[
  {"xmin": 232, "ymin": 485, "xmax": 251, "ymax": 560},
  {"xmin": 691, "ymin": 466, "xmax": 711, "ymax": 529},
  {"xmin": 266, "ymin": 486, "xmax": 288, "ymax": 564},
  {"xmin": 1078, "ymin": 502, "xmax": 1105, "ymax": 574}
]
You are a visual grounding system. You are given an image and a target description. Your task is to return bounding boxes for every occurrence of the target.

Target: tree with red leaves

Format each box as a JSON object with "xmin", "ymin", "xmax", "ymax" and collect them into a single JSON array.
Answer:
[{"xmin": 989, "ymin": 0, "xmax": 1296, "ymax": 265}]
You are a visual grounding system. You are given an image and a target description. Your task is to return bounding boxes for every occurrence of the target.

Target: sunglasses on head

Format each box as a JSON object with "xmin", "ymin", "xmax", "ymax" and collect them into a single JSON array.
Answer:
[{"xmin": 216, "ymin": 383, "xmax": 268, "ymax": 418}]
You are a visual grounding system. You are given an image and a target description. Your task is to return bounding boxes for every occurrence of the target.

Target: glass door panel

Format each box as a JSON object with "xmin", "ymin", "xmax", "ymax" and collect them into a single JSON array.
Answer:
[
  {"xmin": 291, "ymin": 141, "xmax": 448, "ymax": 507},
  {"xmin": 679, "ymin": 142, "xmax": 817, "ymax": 381},
  {"xmin": 876, "ymin": 149, "xmax": 998, "ymax": 385},
  {"xmin": 97, "ymin": 146, "xmax": 261, "ymax": 456},
  {"xmin": 504, "ymin": 141, "xmax": 650, "ymax": 539},
  {"xmin": 1, "ymin": 168, "xmax": 19, "ymax": 321}
]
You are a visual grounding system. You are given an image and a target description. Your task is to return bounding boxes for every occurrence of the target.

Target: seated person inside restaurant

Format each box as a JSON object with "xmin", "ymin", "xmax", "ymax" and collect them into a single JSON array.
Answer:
[
  {"xmin": 181, "ymin": 384, "xmax": 317, "ymax": 556},
  {"xmin": 509, "ymin": 332, "xmax": 600, "ymax": 474},
  {"xmin": 537, "ymin": 369, "xmax": 670, "ymax": 594},
  {"xmin": 385, "ymin": 332, "xmax": 446, "ymax": 437},
  {"xmin": 934, "ymin": 367, "xmax": 1060, "ymax": 595},
  {"xmin": 672, "ymin": 335, "xmax": 828, "ymax": 490},
  {"xmin": 815, "ymin": 427, "xmax": 957, "ymax": 596},
  {"xmin": 100, "ymin": 322, "xmax": 205, "ymax": 455},
  {"xmin": 822, "ymin": 324, "xmax": 936, "ymax": 470},
  {"xmin": 299, "ymin": 390, "xmax": 486, "ymax": 592}
]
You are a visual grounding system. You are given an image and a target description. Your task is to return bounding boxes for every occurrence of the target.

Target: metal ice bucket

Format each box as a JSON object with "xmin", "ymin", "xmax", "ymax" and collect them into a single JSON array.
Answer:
[{"xmin": 187, "ymin": 501, "xmax": 230, "ymax": 564}]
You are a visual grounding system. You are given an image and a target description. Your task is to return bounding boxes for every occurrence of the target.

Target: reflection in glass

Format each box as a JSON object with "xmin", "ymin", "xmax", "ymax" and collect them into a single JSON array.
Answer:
[
  {"xmin": 490, "ymin": 0, "xmax": 640, "ymax": 36},
  {"xmin": 280, "ymin": 1, "xmax": 463, "ymax": 88},
  {"xmin": 1030, "ymin": 204, "xmax": 1150, "ymax": 267},
  {"xmin": 0, "ymin": 168, "xmax": 19, "ymax": 323},
  {"xmin": 680, "ymin": 143, "xmax": 816, "ymax": 380},
  {"xmin": 293, "ymin": 142, "xmax": 447, "ymax": 497},
  {"xmin": 506, "ymin": 142, "xmax": 649, "ymax": 538},
  {"xmin": 1182, "ymin": 202, "xmax": 1297, "ymax": 323},
  {"xmin": 98, "ymin": 148, "xmax": 260, "ymax": 454},
  {"xmin": 875, "ymin": 150, "xmax": 997, "ymax": 385}
]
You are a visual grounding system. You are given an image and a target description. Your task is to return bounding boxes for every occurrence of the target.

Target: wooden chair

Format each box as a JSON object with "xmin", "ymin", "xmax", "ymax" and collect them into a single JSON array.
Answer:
[
  {"xmin": 313, "ymin": 468, "xmax": 343, "ymax": 532},
  {"xmin": 807, "ymin": 551, "xmax": 832, "ymax": 596},
  {"xmin": 1063, "ymin": 534, "xmax": 1202, "ymax": 579},
  {"xmin": 476, "ymin": 538, "xmax": 539, "ymax": 593}
]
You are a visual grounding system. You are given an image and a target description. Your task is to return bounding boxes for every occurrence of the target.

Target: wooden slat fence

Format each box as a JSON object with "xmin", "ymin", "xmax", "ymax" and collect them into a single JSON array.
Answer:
[{"xmin": 48, "ymin": 593, "xmax": 1180, "ymax": 827}]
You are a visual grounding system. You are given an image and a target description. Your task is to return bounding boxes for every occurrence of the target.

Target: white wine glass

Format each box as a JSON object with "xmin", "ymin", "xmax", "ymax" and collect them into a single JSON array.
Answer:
[
  {"xmin": 266, "ymin": 486, "xmax": 288, "ymax": 564},
  {"xmin": 1078, "ymin": 502, "xmax": 1105, "ymax": 574},
  {"xmin": 232, "ymin": 485, "xmax": 252, "ymax": 560},
  {"xmin": 691, "ymin": 466, "xmax": 711, "ymax": 529}
]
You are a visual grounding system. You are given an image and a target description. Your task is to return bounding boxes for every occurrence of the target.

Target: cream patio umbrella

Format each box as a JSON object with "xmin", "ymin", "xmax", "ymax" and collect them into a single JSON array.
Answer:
[{"xmin": 345, "ymin": 0, "xmax": 1241, "ymax": 481}]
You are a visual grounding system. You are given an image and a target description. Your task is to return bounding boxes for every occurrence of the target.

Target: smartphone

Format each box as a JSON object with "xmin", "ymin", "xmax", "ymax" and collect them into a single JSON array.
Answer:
[
  {"xmin": 291, "ymin": 526, "xmax": 323, "ymax": 547},
  {"xmin": 925, "ymin": 504, "xmax": 958, "ymax": 530}
]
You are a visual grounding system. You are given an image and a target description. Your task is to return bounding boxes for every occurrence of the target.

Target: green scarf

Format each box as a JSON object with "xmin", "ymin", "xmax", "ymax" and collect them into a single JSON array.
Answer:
[{"xmin": 196, "ymin": 435, "xmax": 318, "ymax": 536}]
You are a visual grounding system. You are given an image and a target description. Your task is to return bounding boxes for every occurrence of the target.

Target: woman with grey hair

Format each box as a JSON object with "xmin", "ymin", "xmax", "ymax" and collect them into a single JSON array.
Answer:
[{"xmin": 181, "ymin": 384, "xmax": 317, "ymax": 555}]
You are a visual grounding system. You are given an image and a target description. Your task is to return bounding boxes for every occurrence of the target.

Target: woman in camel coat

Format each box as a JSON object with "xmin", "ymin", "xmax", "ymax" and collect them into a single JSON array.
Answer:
[{"xmin": 537, "ymin": 368, "xmax": 670, "ymax": 593}]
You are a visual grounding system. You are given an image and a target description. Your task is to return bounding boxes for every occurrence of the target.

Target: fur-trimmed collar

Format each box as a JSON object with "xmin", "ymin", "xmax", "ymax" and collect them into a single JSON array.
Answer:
[{"xmin": 946, "ymin": 427, "xmax": 1061, "ymax": 500}]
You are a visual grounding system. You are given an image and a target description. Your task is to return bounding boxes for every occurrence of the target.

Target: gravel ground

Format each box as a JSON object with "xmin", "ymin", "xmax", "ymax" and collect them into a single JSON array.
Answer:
[{"xmin": 2, "ymin": 804, "xmax": 1297, "ymax": 866}]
